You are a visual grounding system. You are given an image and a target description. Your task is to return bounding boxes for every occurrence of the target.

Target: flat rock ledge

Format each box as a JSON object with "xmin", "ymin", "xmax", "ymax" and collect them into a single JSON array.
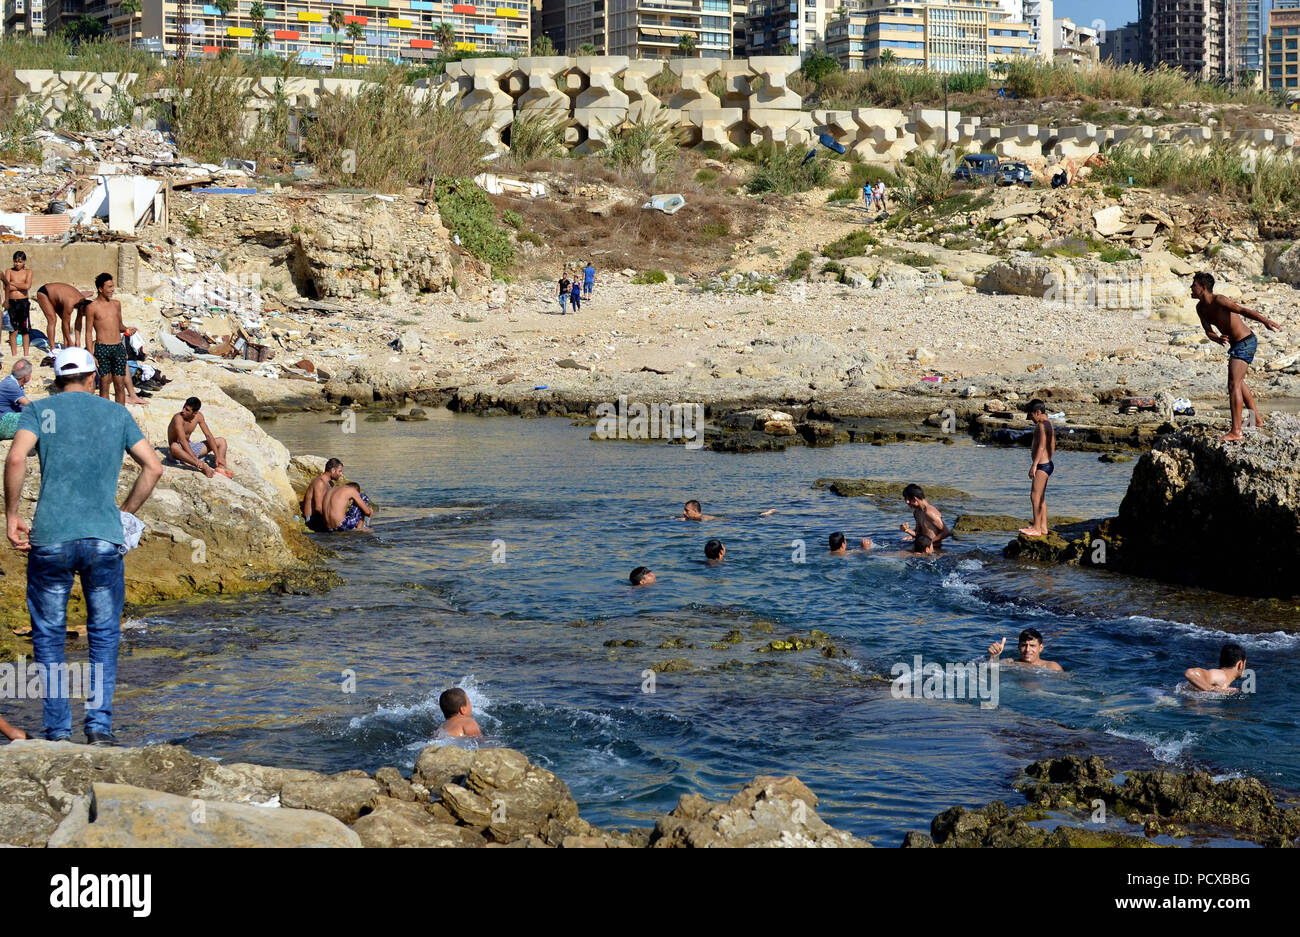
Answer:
[{"xmin": 0, "ymin": 741, "xmax": 868, "ymax": 848}]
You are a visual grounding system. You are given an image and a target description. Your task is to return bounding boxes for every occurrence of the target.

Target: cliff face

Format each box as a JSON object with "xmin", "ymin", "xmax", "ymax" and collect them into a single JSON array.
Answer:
[
  {"xmin": 1, "ymin": 366, "xmax": 333, "ymax": 657},
  {"xmin": 1113, "ymin": 417, "xmax": 1300, "ymax": 596}
]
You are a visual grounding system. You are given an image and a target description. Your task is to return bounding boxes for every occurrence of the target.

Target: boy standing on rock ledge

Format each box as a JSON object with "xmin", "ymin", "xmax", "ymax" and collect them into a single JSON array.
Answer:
[{"xmin": 1191, "ymin": 272, "xmax": 1281, "ymax": 442}]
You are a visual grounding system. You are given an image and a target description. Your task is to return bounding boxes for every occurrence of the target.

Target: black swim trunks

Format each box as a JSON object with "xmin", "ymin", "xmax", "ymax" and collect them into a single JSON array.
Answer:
[
  {"xmin": 36, "ymin": 284, "xmax": 48, "ymax": 298},
  {"xmin": 7, "ymin": 298, "xmax": 29, "ymax": 333},
  {"xmin": 1036, "ymin": 460, "xmax": 1055, "ymax": 477},
  {"xmin": 94, "ymin": 341, "xmax": 127, "ymax": 377}
]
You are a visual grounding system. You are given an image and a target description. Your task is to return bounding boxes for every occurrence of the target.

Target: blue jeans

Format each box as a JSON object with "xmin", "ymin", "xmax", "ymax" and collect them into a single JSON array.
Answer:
[
  {"xmin": 26, "ymin": 538, "xmax": 125, "ymax": 739},
  {"xmin": 558, "ymin": 294, "xmax": 568, "ymax": 314}
]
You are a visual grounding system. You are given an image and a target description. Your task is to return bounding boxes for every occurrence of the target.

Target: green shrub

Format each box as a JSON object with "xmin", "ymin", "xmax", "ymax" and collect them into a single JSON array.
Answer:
[
  {"xmin": 785, "ymin": 250, "xmax": 813, "ymax": 278},
  {"xmin": 1102, "ymin": 184, "xmax": 1123, "ymax": 199},
  {"xmin": 801, "ymin": 51, "xmax": 841, "ymax": 84},
  {"xmin": 1098, "ymin": 246, "xmax": 1136, "ymax": 263},
  {"xmin": 695, "ymin": 168, "xmax": 720, "ymax": 184},
  {"xmin": 745, "ymin": 144, "xmax": 831, "ymax": 195},
  {"xmin": 507, "ymin": 106, "xmax": 566, "ymax": 161},
  {"xmin": 632, "ymin": 269, "xmax": 669, "ymax": 284},
  {"xmin": 433, "ymin": 177, "xmax": 515, "ymax": 272},
  {"xmin": 603, "ymin": 109, "xmax": 677, "ymax": 178},
  {"xmin": 700, "ymin": 220, "xmax": 731, "ymax": 240},
  {"xmin": 516, "ymin": 230, "xmax": 543, "ymax": 247},
  {"xmin": 827, "ymin": 161, "xmax": 899, "ymax": 202},
  {"xmin": 501, "ymin": 209, "xmax": 524, "ymax": 229},
  {"xmin": 823, "ymin": 229, "xmax": 879, "ymax": 259}
]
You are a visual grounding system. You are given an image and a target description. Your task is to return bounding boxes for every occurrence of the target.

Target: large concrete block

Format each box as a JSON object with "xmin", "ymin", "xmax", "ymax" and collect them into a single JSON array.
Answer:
[
  {"xmin": 992, "ymin": 124, "xmax": 1041, "ymax": 160},
  {"xmin": 622, "ymin": 60, "xmax": 667, "ymax": 121},
  {"xmin": 682, "ymin": 107, "xmax": 749, "ymax": 151},
  {"xmin": 747, "ymin": 108, "xmax": 814, "ymax": 146},
  {"xmin": 575, "ymin": 56, "xmax": 629, "ymax": 111},
  {"xmin": 513, "ymin": 57, "xmax": 570, "ymax": 111},
  {"xmin": 667, "ymin": 58, "xmax": 721, "ymax": 113},
  {"xmin": 747, "ymin": 56, "xmax": 802, "ymax": 110}
]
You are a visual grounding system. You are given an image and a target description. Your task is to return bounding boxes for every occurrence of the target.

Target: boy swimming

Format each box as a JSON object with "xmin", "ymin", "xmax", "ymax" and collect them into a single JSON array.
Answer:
[
  {"xmin": 1184, "ymin": 643, "xmax": 1249, "ymax": 694},
  {"xmin": 987, "ymin": 627, "xmax": 1065, "ymax": 672},
  {"xmin": 438, "ymin": 687, "xmax": 482, "ymax": 737}
]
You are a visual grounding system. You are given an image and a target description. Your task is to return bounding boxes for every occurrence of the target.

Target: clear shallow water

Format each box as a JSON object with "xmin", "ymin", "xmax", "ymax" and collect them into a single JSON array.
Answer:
[{"xmin": 45, "ymin": 410, "xmax": 1300, "ymax": 843}]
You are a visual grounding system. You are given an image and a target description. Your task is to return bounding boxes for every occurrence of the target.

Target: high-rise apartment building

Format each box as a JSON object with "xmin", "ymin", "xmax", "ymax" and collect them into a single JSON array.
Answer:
[
  {"xmin": 825, "ymin": 0, "xmax": 1035, "ymax": 71},
  {"xmin": 745, "ymin": 0, "xmax": 835, "ymax": 58},
  {"xmin": 1265, "ymin": 1, "xmax": 1300, "ymax": 94},
  {"xmin": 603, "ymin": 0, "xmax": 736, "ymax": 59},
  {"xmin": 4, "ymin": 0, "xmax": 48, "ymax": 38},
  {"xmin": 1150, "ymin": 0, "xmax": 1227, "ymax": 80}
]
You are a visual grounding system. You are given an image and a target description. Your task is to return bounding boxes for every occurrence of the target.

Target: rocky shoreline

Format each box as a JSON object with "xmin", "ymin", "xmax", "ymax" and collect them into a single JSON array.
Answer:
[{"xmin": 2, "ymin": 740, "xmax": 1294, "ymax": 847}]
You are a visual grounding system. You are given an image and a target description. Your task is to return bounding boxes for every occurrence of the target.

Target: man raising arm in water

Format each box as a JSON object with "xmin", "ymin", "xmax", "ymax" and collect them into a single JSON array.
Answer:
[
  {"xmin": 988, "ymin": 628, "xmax": 1064, "ymax": 672},
  {"xmin": 1191, "ymin": 271, "xmax": 1280, "ymax": 441}
]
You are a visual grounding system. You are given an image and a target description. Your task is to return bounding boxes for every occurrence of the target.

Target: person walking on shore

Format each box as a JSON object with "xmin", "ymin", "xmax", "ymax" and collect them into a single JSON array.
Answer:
[
  {"xmin": 557, "ymin": 272, "xmax": 571, "ymax": 315},
  {"xmin": 1190, "ymin": 271, "xmax": 1281, "ymax": 441},
  {"xmin": 583, "ymin": 262, "xmax": 596, "ymax": 299},
  {"xmin": 4, "ymin": 347, "xmax": 162, "ymax": 744},
  {"xmin": 569, "ymin": 276, "xmax": 582, "ymax": 314},
  {"xmin": 875, "ymin": 180, "xmax": 887, "ymax": 213}
]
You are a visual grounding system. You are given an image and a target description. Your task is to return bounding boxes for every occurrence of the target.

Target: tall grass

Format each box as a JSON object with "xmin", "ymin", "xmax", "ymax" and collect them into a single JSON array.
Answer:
[
  {"xmin": 507, "ymin": 106, "xmax": 566, "ymax": 162},
  {"xmin": 744, "ymin": 143, "xmax": 831, "ymax": 195},
  {"xmin": 603, "ymin": 108, "xmax": 677, "ymax": 179},
  {"xmin": 1002, "ymin": 60, "xmax": 1273, "ymax": 107},
  {"xmin": 303, "ymin": 69, "xmax": 489, "ymax": 189},
  {"xmin": 1094, "ymin": 141, "xmax": 1300, "ymax": 217}
]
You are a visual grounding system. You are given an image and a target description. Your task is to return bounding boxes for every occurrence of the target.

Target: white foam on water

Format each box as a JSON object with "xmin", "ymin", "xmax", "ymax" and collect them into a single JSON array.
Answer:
[
  {"xmin": 347, "ymin": 674, "xmax": 495, "ymax": 731},
  {"xmin": 941, "ymin": 571, "xmax": 978, "ymax": 597},
  {"xmin": 120, "ymin": 618, "xmax": 150, "ymax": 632},
  {"xmin": 1106, "ymin": 728, "xmax": 1200, "ymax": 764},
  {"xmin": 1121, "ymin": 615, "xmax": 1300, "ymax": 651},
  {"xmin": 957, "ymin": 559, "xmax": 985, "ymax": 572}
]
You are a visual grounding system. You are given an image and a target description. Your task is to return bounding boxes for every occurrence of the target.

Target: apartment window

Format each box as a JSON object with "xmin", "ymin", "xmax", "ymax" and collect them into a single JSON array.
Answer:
[{"xmin": 804, "ymin": 11, "xmax": 814, "ymax": 21}]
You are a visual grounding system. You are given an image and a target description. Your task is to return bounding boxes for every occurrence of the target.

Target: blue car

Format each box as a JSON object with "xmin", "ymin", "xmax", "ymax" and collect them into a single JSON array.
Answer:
[
  {"xmin": 997, "ymin": 161, "xmax": 1033, "ymax": 186},
  {"xmin": 954, "ymin": 154, "xmax": 1000, "ymax": 181}
]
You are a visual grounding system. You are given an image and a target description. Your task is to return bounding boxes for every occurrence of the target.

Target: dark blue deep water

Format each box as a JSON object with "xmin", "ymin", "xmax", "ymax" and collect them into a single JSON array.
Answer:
[{"xmin": 49, "ymin": 410, "xmax": 1300, "ymax": 844}]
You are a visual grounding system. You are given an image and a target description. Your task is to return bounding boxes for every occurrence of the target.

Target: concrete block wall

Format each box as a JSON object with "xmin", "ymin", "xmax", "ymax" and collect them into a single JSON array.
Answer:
[{"xmin": 13, "ymin": 60, "xmax": 1300, "ymax": 167}]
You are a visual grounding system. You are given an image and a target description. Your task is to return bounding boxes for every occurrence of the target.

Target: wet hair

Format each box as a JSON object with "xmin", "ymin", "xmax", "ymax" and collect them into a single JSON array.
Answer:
[
  {"xmin": 95, "ymin": 272, "xmax": 114, "ymax": 290},
  {"xmin": 1019, "ymin": 628, "xmax": 1044, "ymax": 645},
  {"xmin": 12, "ymin": 250, "xmax": 25, "ymax": 261},
  {"xmin": 1193, "ymin": 271, "xmax": 1215, "ymax": 291},
  {"xmin": 684, "ymin": 499, "xmax": 702, "ymax": 513},
  {"xmin": 705, "ymin": 539, "xmax": 724, "ymax": 560},
  {"xmin": 902, "ymin": 484, "xmax": 924, "ymax": 501},
  {"xmin": 911, "ymin": 534, "xmax": 933, "ymax": 553},
  {"xmin": 629, "ymin": 566, "xmax": 652, "ymax": 585},
  {"xmin": 325, "ymin": 458, "xmax": 343, "ymax": 472},
  {"xmin": 1026, "ymin": 399, "xmax": 1047, "ymax": 416},
  {"xmin": 829, "ymin": 531, "xmax": 846, "ymax": 551},
  {"xmin": 184, "ymin": 396, "xmax": 201, "ymax": 411},
  {"xmin": 439, "ymin": 687, "xmax": 468, "ymax": 718},
  {"xmin": 1219, "ymin": 643, "xmax": 1247, "ymax": 668}
]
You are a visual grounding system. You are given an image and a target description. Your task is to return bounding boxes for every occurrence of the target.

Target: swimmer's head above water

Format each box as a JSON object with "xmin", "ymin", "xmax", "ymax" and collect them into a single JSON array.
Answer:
[{"xmin": 629, "ymin": 566, "xmax": 656, "ymax": 586}]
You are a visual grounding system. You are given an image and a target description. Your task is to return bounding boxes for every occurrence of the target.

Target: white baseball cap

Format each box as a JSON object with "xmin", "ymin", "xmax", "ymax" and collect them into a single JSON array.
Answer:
[{"xmin": 53, "ymin": 346, "xmax": 97, "ymax": 377}]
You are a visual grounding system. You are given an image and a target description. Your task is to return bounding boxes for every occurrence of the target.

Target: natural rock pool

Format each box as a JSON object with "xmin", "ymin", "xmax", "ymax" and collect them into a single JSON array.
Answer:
[{"xmin": 53, "ymin": 410, "xmax": 1300, "ymax": 844}]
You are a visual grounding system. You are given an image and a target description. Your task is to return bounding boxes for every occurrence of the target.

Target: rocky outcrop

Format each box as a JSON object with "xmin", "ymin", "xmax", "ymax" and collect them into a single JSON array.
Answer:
[
  {"xmin": 976, "ymin": 254, "xmax": 1194, "ymax": 323},
  {"xmin": 0, "ymin": 740, "xmax": 869, "ymax": 848},
  {"xmin": 1109, "ymin": 419, "xmax": 1300, "ymax": 596},
  {"xmin": 904, "ymin": 755, "xmax": 1300, "ymax": 847},
  {"xmin": 0, "ymin": 367, "xmax": 334, "ymax": 647}
]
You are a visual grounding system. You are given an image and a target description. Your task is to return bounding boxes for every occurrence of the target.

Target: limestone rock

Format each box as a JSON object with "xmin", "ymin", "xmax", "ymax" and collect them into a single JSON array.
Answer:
[
  {"xmin": 349, "ymin": 799, "xmax": 485, "ymax": 848},
  {"xmin": 48, "ymin": 782, "xmax": 360, "ymax": 848},
  {"xmin": 279, "ymin": 774, "xmax": 383, "ymax": 823},
  {"xmin": 650, "ymin": 775, "xmax": 870, "ymax": 847}
]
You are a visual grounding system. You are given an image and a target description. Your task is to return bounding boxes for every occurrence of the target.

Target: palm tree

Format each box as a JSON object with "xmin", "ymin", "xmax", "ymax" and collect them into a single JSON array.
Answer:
[
  {"xmin": 213, "ymin": 0, "xmax": 235, "ymax": 51},
  {"xmin": 118, "ymin": 0, "xmax": 141, "ymax": 48},
  {"xmin": 577, "ymin": 42, "xmax": 596, "ymax": 55},
  {"xmin": 253, "ymin": 24, "xmax": 270, "ymax": 52},
  {"xmin": 677, "ymin": 33, "xmax": 697, "ymax": 57},
  {"xmin": 328, "ymin": 9, "xmax": 345, "ymax": 68},
  {"xmin": 436, "ymin": 22, "xmax": 456, "ymax": 59},
  {"xmin": 249, "ymin": 1, "xmax": 265, "ymax": 23},
  {"xmin": 347, "ymin": 21, "xmax": 365, "ymax": 69},
  {"xmin": 878, "ymin": 48, "xmax": 896, "ymax": 67},
  {"xmin": 531, "ymin": 35, "xmax": 554, "ymax": 55}
]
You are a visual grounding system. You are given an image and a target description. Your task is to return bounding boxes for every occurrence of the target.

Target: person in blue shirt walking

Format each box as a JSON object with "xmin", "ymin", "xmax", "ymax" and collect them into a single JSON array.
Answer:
[
  {"xmin": 4, "ymin": 347, "xmax": 162, "ymax": 744},
  {"xmin": 583, "ymin": 262, "xmax": 596, "ymax": 299},
  {"xmin": 569, "ymin": 276, "xmax": 582, "ymax": 313}
]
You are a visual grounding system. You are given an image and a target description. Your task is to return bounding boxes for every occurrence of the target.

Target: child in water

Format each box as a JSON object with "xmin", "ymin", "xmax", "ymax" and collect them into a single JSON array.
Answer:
[
  {"xmin": 438, "ymin": 687, "xmax": 482, "ymax": 737},
  {"xmin": 1184, "ymin": 644, "xmax": 1249, "ymax": 694}
]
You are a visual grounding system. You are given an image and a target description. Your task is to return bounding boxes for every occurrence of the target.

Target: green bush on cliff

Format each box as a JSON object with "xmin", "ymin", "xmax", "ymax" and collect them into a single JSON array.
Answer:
[
  {"xmin": 745, "ymin": 143, "xmax": 831, "ymax": 195},
  {"xmin": 433, "ymin": 177, "xmax": 515, "ymax": 272}
]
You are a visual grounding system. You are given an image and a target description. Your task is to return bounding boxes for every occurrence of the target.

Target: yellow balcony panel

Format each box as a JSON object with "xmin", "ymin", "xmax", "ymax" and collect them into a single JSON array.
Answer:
[
  {"xmin": 495, "ymin": 7, "xmax": 519, "ymax": 16},
  {"xmin": 455, "ymin": 41, "xmax": 477, "ymax": 51},
  {"xmin": 388, "ymin": 17, "xmax": 413, "ymax": 27},
  {"xmin": 343, "ymin": 53, "xmax": 369, "ymax": 63},
  {"xmin": 298, "ymin": 11, "xmax": 323, "ymax": 22},
  {"xmin": 227, "ymin": 26, "xmax": 253, "ymax": 37}
]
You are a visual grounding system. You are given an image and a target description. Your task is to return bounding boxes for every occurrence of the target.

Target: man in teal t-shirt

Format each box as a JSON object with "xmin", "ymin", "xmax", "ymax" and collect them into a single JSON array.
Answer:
[{"xmin": 3, "ymin": 347, "xmax": 162, "ymax": 744}]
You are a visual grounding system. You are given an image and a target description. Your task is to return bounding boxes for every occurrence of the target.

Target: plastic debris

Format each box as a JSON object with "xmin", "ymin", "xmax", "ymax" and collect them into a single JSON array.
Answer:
[{"xmin": 642, "ymin": 193, "xmax": 685, "ymax": 215}]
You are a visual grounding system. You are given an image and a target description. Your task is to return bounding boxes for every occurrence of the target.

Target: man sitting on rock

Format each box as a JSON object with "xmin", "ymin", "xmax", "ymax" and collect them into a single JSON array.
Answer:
[
  {"xmin": 302, "ymin": 458, "xmax": 344, "ymax": 532},
  {"xmin": 167, "ymin": 397, "xmax": 233, "ymax": 479},
  {"xmin": 322, "ymin": 482, "xmax": 373, "ymax": 533},
  {"xmin": 987, "ymin": 628, "xmax": 1065, "ymax": 672},
  {"xmin": 1184, "ymin": 643, "xmax": 1249, "ymax": 694},
  {"xmin": 437, "ymin": 687, "xmax": 482, "ymax": 738},
  {"xmin": 900, "ymin": 484, "xmax": 953, "ymax": 548}
]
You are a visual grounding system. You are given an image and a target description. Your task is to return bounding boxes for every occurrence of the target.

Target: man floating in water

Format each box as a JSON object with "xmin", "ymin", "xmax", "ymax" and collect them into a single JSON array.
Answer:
[
  {"xmin": 1019, "ymin": 399, "xmax": 1056, "ymax": 538},
  {"xmin": 900, "ymin": 484, "xmax": 952, "ymax": 547},
  {"xmin": 676, "ymin": 499, "xmax": 716, "ymax": 522},
  {"xmin": 302, "ymin": 458, "xmax": 344, "ymax": 532},
  {"xmin": 704, "ymin": 539, "xmax": 726, "ymax": 565},
  {"xmin": 987, "ymin": 628, "xmax": 1064, "ymax": 672},
  {"xmin": 167, "ymin": 397, "xmax": 233, "ymax": 478},
  {"xmin": 828, "ymin": 531, "xmax": 872, "ymax": 554},
  {"xmin": 437, "ymin": 687, "xmax": 482, "ymax": 738},
  {"xmin": 322, "ymin": 482, "xmax": 373, "ymax": 532},
  {"xmin": 629, "ymin": 566, "xmax": 656, "ymax": 586},
  {"xmin": 1190, "ymin": 271, "xmax": 1281, "ymax": 441},
  {"xmin": 1184, "ymin": 643, "xmax": 1249, "ymax": 694}
]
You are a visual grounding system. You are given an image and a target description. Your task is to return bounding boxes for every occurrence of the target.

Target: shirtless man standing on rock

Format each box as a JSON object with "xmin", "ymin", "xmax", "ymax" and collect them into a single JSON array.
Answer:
[
  {"xmin": 1191, "ymin": 271, "xmax": 1281, "ymax": 442},
  {"xmin": 35, "ymin": 281, "xmax": 89, "ymax": 349},
  {"xmin": 85, "ymin": 273, "xmax": 145, "ymax": 406},
  {"xmin": 302, "ymin": 458, "xmax": 344, "ymax": 532},
  {"xmin": 167, "ymin": 396, "xmax": 233, "ymax": 478}
]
